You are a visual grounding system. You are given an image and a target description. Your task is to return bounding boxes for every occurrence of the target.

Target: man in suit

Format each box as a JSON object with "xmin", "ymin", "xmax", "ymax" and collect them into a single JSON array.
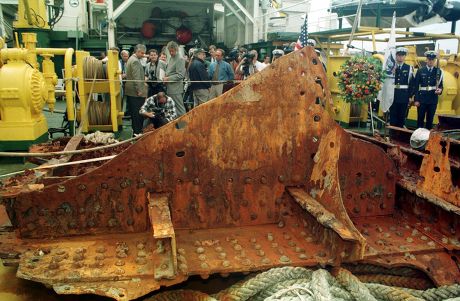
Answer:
[
  {"xmin": 125, "ymin": 44, "xmax": 147, "ymax": 135},
  {"xmin": 163, "ymin": 41, "xmax": 186, "ymax": 116},
  {"xmin": 413, "ymin": 50, "xmax": 443, "ymax": 129},
  {"xmin": 389, "ymin": 47, "xmax": 414, "ymax": 128}
]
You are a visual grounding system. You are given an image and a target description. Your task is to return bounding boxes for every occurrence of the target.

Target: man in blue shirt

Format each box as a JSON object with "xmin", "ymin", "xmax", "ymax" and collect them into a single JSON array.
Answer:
[{"xmin": 208, "ymin": 49, "xmax": 235, "ymax": 99}]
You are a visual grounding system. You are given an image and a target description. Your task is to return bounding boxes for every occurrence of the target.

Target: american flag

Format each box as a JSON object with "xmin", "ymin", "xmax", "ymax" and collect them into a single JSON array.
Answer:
[{"xmin": 294, "ymin": 14, "xmax": 308, "ymax": 51}]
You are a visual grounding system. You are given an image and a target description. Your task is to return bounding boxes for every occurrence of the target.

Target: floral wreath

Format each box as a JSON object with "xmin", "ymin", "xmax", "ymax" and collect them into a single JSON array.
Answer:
[{"xmin": 337, "ymin": 56, "xmax": 385, "ymax": 106}]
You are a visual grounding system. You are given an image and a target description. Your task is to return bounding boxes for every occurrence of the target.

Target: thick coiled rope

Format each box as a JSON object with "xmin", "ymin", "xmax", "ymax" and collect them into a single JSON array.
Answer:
[{"xmin": 145, "ymin": 267, "xmax": 460, "ymax": 301}]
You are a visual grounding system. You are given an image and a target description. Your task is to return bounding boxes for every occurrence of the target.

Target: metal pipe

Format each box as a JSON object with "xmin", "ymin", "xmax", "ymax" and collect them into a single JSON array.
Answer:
[
  {"xmin": 22, "ymin": 0, "xmax": 33, "ymax": 26},
  {"xmin": 36, "ymin": 47, "xmax": 75, "ymax": 134}
]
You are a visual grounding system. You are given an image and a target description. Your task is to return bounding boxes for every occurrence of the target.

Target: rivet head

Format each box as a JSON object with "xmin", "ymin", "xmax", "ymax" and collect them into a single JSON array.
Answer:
[
  {"xmin": 48, "ymin": 262, "xmax": 59, "ymax": 270},
  {"xmin": 198, "ymin": 254, "xmax": 206, "ymax": 261},
  {"xmin": 193, "ymin": 178, "xmax": 200, "ymax": 185},
  {"xmin": 179, "ymin": 263, "xmax": 188, "ymax": 272},
  {"xmin": 137, "ymin": 250, "xmax": 147, "ymax": 257},
  {"xmin": 233, "ymin": 244, "xmax": 242, "ymax": 251},
  {"xmin": 222, "ymin": 260, "xmax": 231, "ymax": 267},
  {"xmin": 196, "ymin": 247, "xmax": 205, "ymax": 254},
  {"xmin": 260, "ymin": 176, "xmax": 268, "ymax": 184},
  {"xmin": 218, "ymin": 252, "xmax": 227, "ymax": 259},
  {"xmin": 127, "ymin": 218, "xmax": 134, "ymax": 226},
  {"xmin": 244, "ymin": 177, "xmax": 253, "ymax": 184},
  {"xmin": 298, "ymin": 254, "xmax": 308, "ymax": 259},
  {"xmin": 261, "ymin": 258, "xmax": 271, "ymax": 264},
  {"xmin": 278, "ymin": 175, "xmax": 285, "ymax": 183},
  {"xmin": 137, "ymin": 243, "xmax": 145, "ymax": 250},
  {"xmin": 200, "ymin": 262, "xmax": 209, "ymax": 269},
  {"xmin": 57, "ymin": 185, "xmax": 66, "ymax": 193},
  {"xmin": 135, "ymin": 205, "xmax": 143, "ymax": 213},
  {"xmin": 279, "ymin": 255, "xmax": 290, "ymax": 263},
  {"xmin": 73, "ymin": 262, "xmax": 84, "ymax": 268},
  {"xmin": 136, "ymin": 257, "xmax": 147, "ymax": 265},
  {"xmin": 387, "ymin": 192, "xmax": 393, "ymax": 199},
  {"xmin": 380, "ymin": 203, "xmax": 387, "ymax": 209},
  {"xmin": 101, "ymin": 183, "xmax": 108, "ymax": 189},
  {"xmin": 95, "ymin": 254, "xmax": 105, "ymax": 261},
  {"xmin": 73, "ymin": 254, "xmax": 84, "ymax": 261},
  {"xmin": 96, "ymin": 246, "xmax": 106, "ymax": 253},
  {"xmin": 77, "ymin": 184, "xmax": 86, "ymax": 191},
  {"xmin": 387, "ymin": 171, "xmax": 394, "ymax": 179},
  {"xmin": 115, "ymin": 260, "xmax": 125, "ymax": 266}
]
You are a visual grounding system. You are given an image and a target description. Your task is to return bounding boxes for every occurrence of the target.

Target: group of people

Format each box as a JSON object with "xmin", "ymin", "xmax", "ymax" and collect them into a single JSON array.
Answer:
[
  {"xmin": 388, "ymin": 47, "xmax": 443, "ymax": 130},
  {"xmin": 117, "ymin": 42, "xmax": 287, "ymax": 136}
]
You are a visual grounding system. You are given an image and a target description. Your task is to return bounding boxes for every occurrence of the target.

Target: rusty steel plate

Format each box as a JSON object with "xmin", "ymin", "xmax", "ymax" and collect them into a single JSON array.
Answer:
[{"xmin": 1, "ymin": 47, "xmax": 459, "ymax": 300}]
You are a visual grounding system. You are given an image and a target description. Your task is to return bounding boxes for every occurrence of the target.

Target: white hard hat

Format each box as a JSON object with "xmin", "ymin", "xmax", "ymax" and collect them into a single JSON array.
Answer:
[{"xmin": 410, "ymin": 128, "xmax": 431, "ymax": 149}]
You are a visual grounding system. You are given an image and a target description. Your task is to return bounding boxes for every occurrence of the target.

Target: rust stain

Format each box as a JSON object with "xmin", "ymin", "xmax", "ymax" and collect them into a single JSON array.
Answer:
[{"xmin": 0, "ymin": 47, "xmax": 459, "ymax": 300}]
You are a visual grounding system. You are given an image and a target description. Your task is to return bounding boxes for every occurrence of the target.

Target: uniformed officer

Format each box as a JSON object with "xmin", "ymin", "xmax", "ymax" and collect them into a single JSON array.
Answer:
[
  {"xmin": 389, "ymin": 47, "xmax": 414, "ymax": 127},
  {"xmin": 272, "ymin": 49, "xmax": 284, "ymax": 62},
  {"xmin": 413, "ymin": 50, "xmax": 443, "ymax": 129}
]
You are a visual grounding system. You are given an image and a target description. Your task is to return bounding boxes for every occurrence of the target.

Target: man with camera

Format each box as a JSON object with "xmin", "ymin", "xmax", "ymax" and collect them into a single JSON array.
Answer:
[
  {"xmin": 139, "ymin": 91, "xmax": 177, "ymax": 129},
  {"xmin": 208, "ymin": 49, "xmax": 235, "ymax": 99},
  {"xmin": 236, "ymin": 50, "xmax": 264, "ymax": 79}
]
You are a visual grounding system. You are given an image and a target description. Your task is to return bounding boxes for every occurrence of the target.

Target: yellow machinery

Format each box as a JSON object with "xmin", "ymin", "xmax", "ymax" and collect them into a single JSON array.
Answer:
[
  {"xmin": 0, "ymin": 33, "xmax": 74, "ymax": 151},
  {"xmin": 0, "ymin": 31, "xmax": 124, "ymax": 150},
  {"xmin": 13, "ymin": 0, "xmax": 49, "ymax": 30},
  {"xmin": 312, "ymin": 26, "xmax": 460, "ymax": 128},
  {"xmin": 75, "ymin": 50, "xmax": 123, "ymax": 133}
]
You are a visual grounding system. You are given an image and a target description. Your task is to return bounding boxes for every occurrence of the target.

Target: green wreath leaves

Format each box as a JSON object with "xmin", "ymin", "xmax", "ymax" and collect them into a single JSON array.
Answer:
[{"xmin": 337, "ymin": 56, "xmax": 385, "ymax": 106}]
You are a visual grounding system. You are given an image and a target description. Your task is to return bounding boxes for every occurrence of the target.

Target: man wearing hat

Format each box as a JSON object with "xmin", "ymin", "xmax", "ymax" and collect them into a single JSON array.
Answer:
[
  {"xmin": 188, "ymin": 48, "xmax": 211, "ymax": 105},
  {"xmin": 413, "ymin": 50, "xmax": 443, "ymax": 129},
  {"xmin": 272, "ymin": 49, "xmax": 284, "ymax": 62},
  {"xmin": 389, "ymin": 47, "xmax": 414, "ymax": 127}
]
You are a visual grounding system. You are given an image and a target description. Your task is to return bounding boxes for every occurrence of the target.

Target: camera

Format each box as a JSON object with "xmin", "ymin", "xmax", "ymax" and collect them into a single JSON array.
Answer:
[
  {"xmin": 241, "ymin": 53, "xmax": 255, "ymax": 77},
  {"xmin": 243, "ymin": 52, "xmax": 255, "ymax": 61}
]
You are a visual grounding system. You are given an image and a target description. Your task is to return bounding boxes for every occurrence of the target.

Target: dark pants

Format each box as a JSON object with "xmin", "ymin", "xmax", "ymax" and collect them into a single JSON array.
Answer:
[
  {"xmin": 127, "ymin": 96, "xmax": 145, "ymax": 135},
  {"xmin": 417, "ymin": 103, "xmax": 437, "ymax": 129},
  {"xmin": 389, "ymin": 102, "xmax": 408, "ymax": 128},
  {"xmin": 149, "ymin": 115, "xmax": 168, "ymax": 129}
]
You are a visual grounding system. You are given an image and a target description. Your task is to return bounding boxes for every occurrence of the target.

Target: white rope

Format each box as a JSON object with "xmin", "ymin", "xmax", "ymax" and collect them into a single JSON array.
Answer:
[{"xmin": 264, "ymin": 285, "xmax": 313, "ymax": 301}]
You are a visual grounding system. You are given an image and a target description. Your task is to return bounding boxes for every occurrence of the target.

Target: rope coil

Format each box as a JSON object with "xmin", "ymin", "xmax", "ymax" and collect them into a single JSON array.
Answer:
[{"xmin": 145, "ymin": 267, "xmax": 460, "ymax": 301}]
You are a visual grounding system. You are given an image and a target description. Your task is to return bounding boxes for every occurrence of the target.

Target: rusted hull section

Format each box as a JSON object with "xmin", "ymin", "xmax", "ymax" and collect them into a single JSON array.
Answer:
[{"xmin": 0, "ymin": 47, "xmax": 459, "ymax": 300}]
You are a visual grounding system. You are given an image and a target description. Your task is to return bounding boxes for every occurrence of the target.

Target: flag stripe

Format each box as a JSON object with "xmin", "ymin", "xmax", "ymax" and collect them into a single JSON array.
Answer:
[{"xmin": 295, "ymin": 15, "xmax": 308, "ymax": 51}]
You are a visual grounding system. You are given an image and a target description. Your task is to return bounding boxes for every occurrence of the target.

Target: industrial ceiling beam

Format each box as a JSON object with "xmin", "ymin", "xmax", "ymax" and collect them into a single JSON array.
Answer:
[
  {"xmin": 231, "ymin": 0, "xmax": 255, "ymax": 24},
  {"xmin": 0, "ymin": 4, "xmax": 5, "ymax": 38},
  {"xmin": 113, "ymin": 0, "xmax": 135, "ymax": 20},
  {"xmin": 0, "ymin": 0, "xmax": 17, "ymax": 4},
  {"xmin": 222, "ymin": 0, "xmax": 245, "ymax": 24}
]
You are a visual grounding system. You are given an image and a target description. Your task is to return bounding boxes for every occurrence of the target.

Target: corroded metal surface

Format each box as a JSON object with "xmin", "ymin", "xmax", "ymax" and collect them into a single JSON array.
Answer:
[
  {"xmin": 0, "ymin": 47, "xmax": 459, "ymax": 300},
  {"xmin": 418, "ymin": 133, "xmax": 460, "ymax": 206}
]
